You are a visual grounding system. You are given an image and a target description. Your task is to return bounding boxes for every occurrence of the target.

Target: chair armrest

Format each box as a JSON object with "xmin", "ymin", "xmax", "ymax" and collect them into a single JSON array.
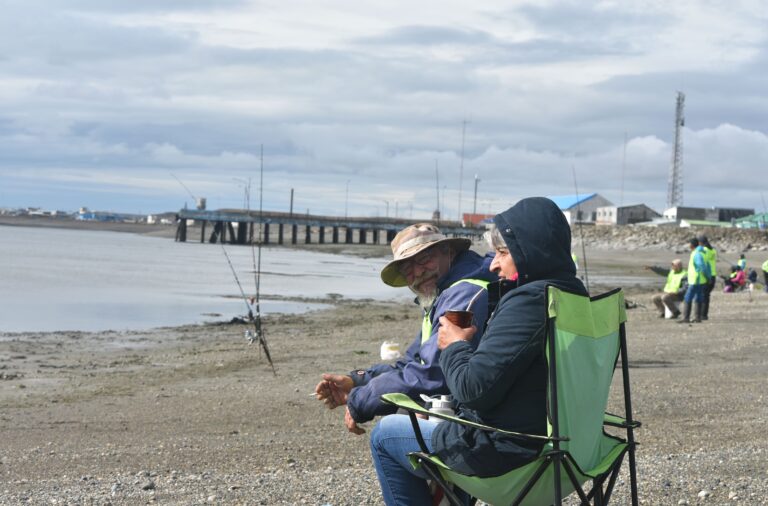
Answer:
[
  {"xmin": 381, "ymin": 393, "xmax": 567, "ymax": 442},
  {"xmin": 604, "ymin": 411, "xmax": 642, "ymax": 429}
]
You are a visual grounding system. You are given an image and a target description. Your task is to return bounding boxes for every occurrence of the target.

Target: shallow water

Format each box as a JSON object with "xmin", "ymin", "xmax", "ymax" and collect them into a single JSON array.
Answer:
[{"xmin": 0, "ymin": 226, "xmax": 407, "ymax": 332}]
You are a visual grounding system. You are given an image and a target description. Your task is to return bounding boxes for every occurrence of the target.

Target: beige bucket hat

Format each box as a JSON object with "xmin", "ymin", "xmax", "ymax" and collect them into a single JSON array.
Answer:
[{"xmin": 380, "ymin": 223, "xmax": 471, "ymax": 287}]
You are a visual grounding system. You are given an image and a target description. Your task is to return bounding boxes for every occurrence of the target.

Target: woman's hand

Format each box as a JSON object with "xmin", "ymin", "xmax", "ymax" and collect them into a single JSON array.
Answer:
[{"xmin": 437, "ymin": 316, "xmax": 476, "ymax": 350}]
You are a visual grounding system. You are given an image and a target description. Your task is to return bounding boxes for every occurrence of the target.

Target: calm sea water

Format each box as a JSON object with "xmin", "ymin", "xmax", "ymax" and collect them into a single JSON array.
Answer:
[{"xmin": 0, "ymin": 226, "xmax": 408, "ymax": 333}]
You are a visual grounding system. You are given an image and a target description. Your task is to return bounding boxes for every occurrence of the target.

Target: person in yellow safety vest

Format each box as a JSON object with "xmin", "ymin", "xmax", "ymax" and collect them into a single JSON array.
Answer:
[
  {"xmin": 697, "ymin": 235, "xmax": 717, "ymax": 321},
  {"xmin": 314, "ymin": 223, "xmax": 497, "ymax": 435},
  {"xmin": 737, "ymin": 254, "xmax": 747, "ymax": 272},
  {"xmin": 763, "ymin": 258, "xmax": 768, "ymax": 293},
  {"xmin": 679, "ymin": 237, "xmax": 711, "ymax": 324},
  {"xmin": 645, "ymin": 259, "xmax": 687, "ymax": 318}
]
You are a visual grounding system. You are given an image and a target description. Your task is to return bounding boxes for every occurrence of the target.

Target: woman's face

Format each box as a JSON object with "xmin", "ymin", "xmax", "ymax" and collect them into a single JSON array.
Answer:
[{"xmin": 490, "ymin": 247, "xmax": 517, "ymax": 280}]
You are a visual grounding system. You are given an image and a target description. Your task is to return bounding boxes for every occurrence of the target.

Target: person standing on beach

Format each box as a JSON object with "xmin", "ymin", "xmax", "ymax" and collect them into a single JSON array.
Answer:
[
  {"xmin": 738, "ymin": 254, "xmax": 746, "ymax": 272},
  {"xmin": 698, "ymin": 235, "xmax": 717, "ymax": 321},
  {"xmin": 763, "ymin": 259, "xmax": 768, "ymax": 293},
  {"xmin": 314, "ymin": 223, "xmax": 497, "ymax": 435},
  {"xmin": 645, "ymin": 259, "xmax": 687, "ymax": 318},
  {"xmin": 679, "ymin": 238, "xmax": 710, "ymax": 324}
]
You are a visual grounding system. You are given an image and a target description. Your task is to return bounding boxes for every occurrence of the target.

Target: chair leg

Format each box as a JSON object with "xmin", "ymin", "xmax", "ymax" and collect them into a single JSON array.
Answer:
[
  {"xmin": 561, "ymin": 459, "xmax": 590, "ymax": 504},
  {"xmin": 417, "ymin": 457, "xmax": 465, "ymax": 506},
  {"xmin": 601, "ymin": 452, "xmax": 626, "ymax": 505},
  {"xmin": 593, "ymin": 477, "xmax": 604, "ymax": 505}
]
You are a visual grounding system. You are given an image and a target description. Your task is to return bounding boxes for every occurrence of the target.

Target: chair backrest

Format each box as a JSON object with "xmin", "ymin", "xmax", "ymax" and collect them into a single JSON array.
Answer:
[{"xmin": 546, "ymin": 286, "xmax": 626, "ymax": 473}]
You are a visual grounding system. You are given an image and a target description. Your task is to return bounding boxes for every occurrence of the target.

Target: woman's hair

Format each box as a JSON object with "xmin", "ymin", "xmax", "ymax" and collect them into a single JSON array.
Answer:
[{"xmin": 484, "ymin": 225, "xmax": 507, "ymax": 251}]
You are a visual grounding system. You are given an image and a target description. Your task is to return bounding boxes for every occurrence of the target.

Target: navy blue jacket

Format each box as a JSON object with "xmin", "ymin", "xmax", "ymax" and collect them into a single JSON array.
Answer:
[
  {"xmin": 346, "ymin": 250, "xmax": 497, "ymax": 423},
  {"xmin": 433, "ymin": 197, "xmax": 587, "ymax": 477}
]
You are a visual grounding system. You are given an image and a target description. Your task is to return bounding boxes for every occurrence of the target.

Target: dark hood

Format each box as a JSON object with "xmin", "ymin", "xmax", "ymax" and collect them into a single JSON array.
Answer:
[{"xmin": 492, "ymin": 197, "xmax": 575, "ymax": 286}]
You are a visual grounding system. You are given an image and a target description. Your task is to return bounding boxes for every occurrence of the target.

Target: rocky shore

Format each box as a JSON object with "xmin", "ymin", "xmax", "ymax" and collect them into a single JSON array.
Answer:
[{"xmin": 2, "ymin": 283, "xmax": 768, "ymax": 504}]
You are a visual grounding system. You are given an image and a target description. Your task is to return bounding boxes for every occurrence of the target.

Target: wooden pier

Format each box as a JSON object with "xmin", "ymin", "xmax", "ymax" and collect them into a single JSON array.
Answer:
[{"xmin": 175, "ymin": 209, "xmax": 480, "ymax": 246}]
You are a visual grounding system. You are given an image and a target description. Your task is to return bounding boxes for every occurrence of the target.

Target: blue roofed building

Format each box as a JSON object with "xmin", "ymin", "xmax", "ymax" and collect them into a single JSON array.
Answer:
[{"xmin": 547, "ymin": 193, "xmax": 613, "ymax": 225}]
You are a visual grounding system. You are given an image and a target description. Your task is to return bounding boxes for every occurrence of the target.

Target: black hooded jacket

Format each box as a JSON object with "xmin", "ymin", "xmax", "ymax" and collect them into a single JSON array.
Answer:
[{"xmin": 431, "ymin": 197, "xmax": 587, "ymax": 477}]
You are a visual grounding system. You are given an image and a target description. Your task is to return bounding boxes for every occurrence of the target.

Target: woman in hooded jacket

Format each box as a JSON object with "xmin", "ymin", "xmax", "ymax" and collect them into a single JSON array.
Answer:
[{"xmin": 369, "ymin": 197, "xmax": 587, "ymax": 505}]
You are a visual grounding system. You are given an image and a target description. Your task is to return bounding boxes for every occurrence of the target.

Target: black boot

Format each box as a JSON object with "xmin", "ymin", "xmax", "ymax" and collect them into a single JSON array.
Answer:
[
  {"xmin": 692, "ymin": 303, "xmax": 702, "ymax": 323},
  {"xmin": 701, "ymin": 300, "xmax": 709, "ymax": 321},
  {"xmin": 678, "ymin": 303, "xmax": 691, "ymax": 323}
]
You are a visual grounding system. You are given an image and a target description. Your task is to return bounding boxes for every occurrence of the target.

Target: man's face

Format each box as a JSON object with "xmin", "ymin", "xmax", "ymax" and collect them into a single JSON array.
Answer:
[
  {"xmin": 672, "ymin": 262, "xmax": 682, "ymax": 273},
  {"xmin": 399, "ymin": 245, "xmax": 453, "ymax": 298}
]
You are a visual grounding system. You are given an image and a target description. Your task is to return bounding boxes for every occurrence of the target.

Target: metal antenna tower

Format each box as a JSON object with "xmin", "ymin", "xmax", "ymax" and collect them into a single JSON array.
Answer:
[{"xmin": 666, "ymin": 91, "xmax": 685, "ymax": 209}]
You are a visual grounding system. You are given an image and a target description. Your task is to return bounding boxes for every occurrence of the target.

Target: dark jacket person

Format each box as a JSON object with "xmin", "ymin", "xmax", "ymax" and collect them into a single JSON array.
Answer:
[{"xmin": 433, "ymin": 196, "xmax": 587, "ymax": 477}]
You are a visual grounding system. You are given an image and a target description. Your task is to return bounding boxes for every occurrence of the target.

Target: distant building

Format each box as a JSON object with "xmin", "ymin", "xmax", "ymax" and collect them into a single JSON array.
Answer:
[
  {"xmin": 664, "ymin": 206, "xmax": 754, "ymax": 224},
  {"xmin": 595, "ymin": 204, "xmax": 661, "ymax": 226},
  {"xmin": 679, "ymin": 219, "xmax": 732, "ymax": 228},
  {"xmin": 734, "ymin": 212, "xmax": 768, "ymax": 230},
  {"xmin": 462, "ymin": 213, "xmax": 495, "ymax": 227},
  {"xmin": 716, "ymin": 207, "xmax": 754, "ymax": 222},
  {"xmin": 548, "ymin": 193, "xmax": 614, "ymax": 225},
  {"xmin": 663, "ymin": 206, "xmax": 717, "ymax": 222}
]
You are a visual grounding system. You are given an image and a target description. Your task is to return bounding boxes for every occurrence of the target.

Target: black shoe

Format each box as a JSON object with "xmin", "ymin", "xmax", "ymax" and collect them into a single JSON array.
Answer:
[
  {"xmin": 677, "ymin": 319, "xmax": 690, "ymax": 324},
  {"xmin": 658, "ymin": 313, "xmax": 665, "ymax": 318},
  {"xmin": 671, "ymin": 310, "xmax": 681, "ymax": 319}
]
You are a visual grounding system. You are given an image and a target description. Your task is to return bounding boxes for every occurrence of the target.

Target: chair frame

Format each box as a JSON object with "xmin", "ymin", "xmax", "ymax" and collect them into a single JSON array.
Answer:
[{"xmin": 396, "ymin": 287, "xmax": 640, "ymax": 506}]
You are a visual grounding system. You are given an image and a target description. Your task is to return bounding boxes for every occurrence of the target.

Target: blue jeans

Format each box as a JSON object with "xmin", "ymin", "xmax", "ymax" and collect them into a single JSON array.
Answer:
[
  {"xmin": 370, "ymin": 414, "xmax": 438, "ymax": 505},
  {"xmin": 684, "ymin": 283, "xmax": 705, "ymax": 303}
]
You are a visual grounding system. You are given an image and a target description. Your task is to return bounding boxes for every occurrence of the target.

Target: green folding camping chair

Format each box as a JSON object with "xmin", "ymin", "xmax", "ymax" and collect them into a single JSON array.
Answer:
[{"xmin": 381, "ymin": 286, "xmax": 640, "ymax": 505}]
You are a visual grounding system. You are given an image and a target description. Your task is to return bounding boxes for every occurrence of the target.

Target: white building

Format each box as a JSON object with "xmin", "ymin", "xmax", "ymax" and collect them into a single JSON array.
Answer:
[
  {"xmin": 595, "ymin": 204, "xmax": 660, "ymax": 226},
  {"xmin": 549, "ymin": 193, "xmax": 614, "ymax": 225}
]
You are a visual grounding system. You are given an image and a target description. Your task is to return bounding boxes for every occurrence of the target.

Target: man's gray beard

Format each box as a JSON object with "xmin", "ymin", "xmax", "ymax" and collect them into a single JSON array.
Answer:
[{"xmin": 414, "ymin": 289, "xmax": 438, "ymax": 312}]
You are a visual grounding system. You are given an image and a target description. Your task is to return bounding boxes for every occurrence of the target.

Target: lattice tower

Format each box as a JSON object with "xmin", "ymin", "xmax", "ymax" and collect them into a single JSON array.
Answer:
[{"xmin": 666, "ymin": 91, "xmax": 685, "ymax": 209}]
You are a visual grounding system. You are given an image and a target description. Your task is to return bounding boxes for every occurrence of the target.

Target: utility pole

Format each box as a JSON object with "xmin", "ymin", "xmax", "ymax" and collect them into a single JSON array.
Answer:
[
  {"xmin": 289, "ymin": 188, "xmax": 294, "ymax": 217},
  {"xmin": 666, "ymin": 92, "xmax": 685, "ymax": 209},
  {"xmin": 473, "ymin": 174, "xmax": 480, "ymax": 216},
  {"xmin": 434, "ymin": 160, "xmax": 441, "ymax": 222},
  {"xmin": 344, "ymin": 180, "xmax": 350, "ymax": 218},
  {"xmin": 620, "ymin": 132, "xmax": 627, "ymax": 207},
  {"xmin": 457, "ymin": 119, "xmax": 469, "ymax": 222}
]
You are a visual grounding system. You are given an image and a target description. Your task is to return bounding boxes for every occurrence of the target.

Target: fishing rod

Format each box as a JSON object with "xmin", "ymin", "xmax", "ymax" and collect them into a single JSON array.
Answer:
[
  {"xmin": 248, "ymin": 145, "xmax": 276, "ymax": 374},
  {"xmin": 571, "ymin": 165, "xmax": 590, "ymax": 293},
  {"xmin": 218, "ymin": 238, "xmax": 275, "ymax": 375}
]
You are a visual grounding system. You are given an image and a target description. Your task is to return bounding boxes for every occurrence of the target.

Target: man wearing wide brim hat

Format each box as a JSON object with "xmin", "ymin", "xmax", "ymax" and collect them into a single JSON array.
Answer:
[{"xmin": 315, "ymin": 223, "xmax": 497, "ymax": 435}]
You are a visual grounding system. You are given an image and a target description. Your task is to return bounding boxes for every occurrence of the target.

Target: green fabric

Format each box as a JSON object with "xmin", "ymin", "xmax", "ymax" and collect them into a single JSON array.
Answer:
[
  {"xmin": 763, "ymin": 259, "xmax": 768, "ymax": 272},
  {"xmin": 381, "ymin": 287, "xmax": 635, "ymax": 505},
  {"xmin": 410, "ymin": 437, "xmax": 629, "ymax": 506},
  {"xmin": 420, "ymin": 278, "xmax": 489, "ymax": 344},
  {"xmin": 663, "ymin": 269, "xmax": 686, "ymax": 293},
  {"xmin": 546, "ymin": 286, "xmax": 626, "ymax": 338},
  {"xmin": 381, "ymin": 393, "xmax": 542, "ymax": 437},
  {"xmin": 703, "ymin": 247, "xmax": 717, "ymax": 276}
]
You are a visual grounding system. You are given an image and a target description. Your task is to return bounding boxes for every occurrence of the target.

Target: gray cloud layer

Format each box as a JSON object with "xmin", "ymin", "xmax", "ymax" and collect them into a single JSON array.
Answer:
[{"xmin": 1, "ymin": 0, "xmax": 766, "ymax": 217}]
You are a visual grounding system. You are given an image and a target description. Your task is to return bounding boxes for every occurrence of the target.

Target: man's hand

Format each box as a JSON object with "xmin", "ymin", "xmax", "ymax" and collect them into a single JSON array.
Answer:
[
  {"xmin": 314, "ymin": 373, "xmax": 354, "ymax": 409},
  {"xmin": 437, "ymin": 316, "xmax": 476, "ymax": 350},
  {"xmin": 344, "ymin": 406, "xmax": 366, "ymax": 435}
]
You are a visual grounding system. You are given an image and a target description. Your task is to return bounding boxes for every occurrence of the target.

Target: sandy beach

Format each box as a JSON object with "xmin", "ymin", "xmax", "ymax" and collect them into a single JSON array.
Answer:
[{"xmin": 2, "ymin": 219, "xmax": 768, "ymax": 504}]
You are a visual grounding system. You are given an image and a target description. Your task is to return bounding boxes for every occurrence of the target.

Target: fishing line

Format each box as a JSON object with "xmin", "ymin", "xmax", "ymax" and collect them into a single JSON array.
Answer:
[{"xmin": 572, "ymin": 165, "xmax": 590, "ymax": 293}]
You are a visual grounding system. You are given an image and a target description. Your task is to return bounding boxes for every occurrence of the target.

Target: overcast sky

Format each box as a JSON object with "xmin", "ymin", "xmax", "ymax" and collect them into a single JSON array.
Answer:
[{"xmin": 1, "ymin": 0, "xmax": 767, "ymax": 219}]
